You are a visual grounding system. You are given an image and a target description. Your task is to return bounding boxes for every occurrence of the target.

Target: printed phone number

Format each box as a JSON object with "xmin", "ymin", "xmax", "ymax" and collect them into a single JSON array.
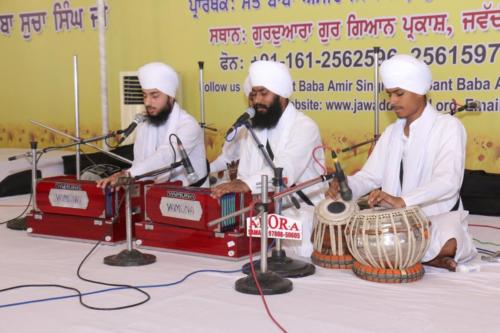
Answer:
[{"xmin": 250, "ymin": 43, "xmax": 500, "ymax": 69}]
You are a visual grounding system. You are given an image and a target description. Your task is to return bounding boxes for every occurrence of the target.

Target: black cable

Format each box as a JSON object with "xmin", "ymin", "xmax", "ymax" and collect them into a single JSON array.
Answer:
[
  {"xmin": 0, "ymin": 239, "xmax": 151, "ymax": 311},
  {"xmin": 73, "ymin": 182, "xmax": 151, "ymax": 310},
  {"xmin": 79, "ymin": 148, "xmax": 100, "ymax": 167},
  {"xmin": 0, "ymin": 284, "xmax": 87, "ymax": 305},
  {"xmin": 75, "ymin": 240, "xmax": 151, "ymax": 310},
  {"xmin": 104, "ymin": 136, "xmax": 120, "ymax": 149},
  {"xmin": 71, "ymin": 179, "xmax": 151, "ymax": 311},
  {"xmin": 0, "ymin": 195, "xmax": 31, "ymax": 225},
  {"xmin": 1, "ymin": 158, "xmax": 150, "ymax": 310},
  {"xmin": 72, "ymin": 176, "xmax": 151, "ymax": 310},
  {"xmin": 0, "ymin": 151, "xmax": 44, "ymax": 225},
  {"xmin": 168, "ymin": 133, "xmax": 179, "ymax": 164},
  {"xmin": 1, "ymin": 267, "xmax": 242, "ymax": 309}
]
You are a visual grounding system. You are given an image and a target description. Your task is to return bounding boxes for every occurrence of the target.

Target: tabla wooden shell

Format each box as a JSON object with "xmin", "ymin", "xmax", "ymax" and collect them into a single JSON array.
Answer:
[
  {"xmin": 345, "ymin": 206, "xmax": 431, "ymax": 283},
  {"xmin": 311, "ymin": 198, "xmax": 359, "ymax": 269}
]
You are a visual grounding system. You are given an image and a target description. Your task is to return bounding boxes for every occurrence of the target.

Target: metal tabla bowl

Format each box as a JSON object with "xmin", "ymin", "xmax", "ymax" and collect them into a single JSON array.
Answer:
[{"xmin": 345, "ymin": 206, "xmax": 430, "ymax": 283}]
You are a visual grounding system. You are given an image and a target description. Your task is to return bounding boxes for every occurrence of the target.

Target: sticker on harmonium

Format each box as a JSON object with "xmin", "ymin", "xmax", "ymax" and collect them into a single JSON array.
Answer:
[
  {"xmin": 159, "ymin": 197, "xmax": 202, "ymax": 221},
  {"xmin": 246, "ymin": 214, "xmax": 302, "ymax": 240},
  {"xmin": 48, "ymin": 188, "xmax": 89, "ymax": 209}
]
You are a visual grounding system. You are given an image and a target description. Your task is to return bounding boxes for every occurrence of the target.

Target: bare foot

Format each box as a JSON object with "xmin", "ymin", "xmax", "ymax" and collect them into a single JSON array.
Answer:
[
  {"xmin": 423, "ymin": 238, "xmax": 457, "ymax": 271},
  {"xmin": 424, "ymin": 256, "xmax": 457, "ymax": 272}
]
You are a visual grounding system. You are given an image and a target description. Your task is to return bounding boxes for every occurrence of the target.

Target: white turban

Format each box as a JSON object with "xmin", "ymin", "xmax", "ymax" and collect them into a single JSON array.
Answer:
[
  {"xmin": 242, "ymin": 76, "xmax": 251, "ymax": 97},
  {"xmin": 380, "ymin": 54, "xmax": 432, "ymax": 95},
  {"xmin": 138, "ymin": 62, "xmax": 179, "ymax": 97},
  {"xmin": 249, "ymin": 60, "xmax": 293, "ymax": 98}
]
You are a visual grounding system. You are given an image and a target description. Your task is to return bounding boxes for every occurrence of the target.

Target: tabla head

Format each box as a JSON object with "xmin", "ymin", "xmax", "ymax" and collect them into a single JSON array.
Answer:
[{"xmin": 314, "ymin": 197, "xmax": 358, "ymax": 227}]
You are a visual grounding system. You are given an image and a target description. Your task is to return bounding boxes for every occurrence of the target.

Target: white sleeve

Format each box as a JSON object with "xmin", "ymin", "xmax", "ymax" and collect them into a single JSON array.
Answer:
[
  {"xmin": 237, "ymin": 137, "xmax": 274, "ymax": 194},
  {"xmin": 238, "ymin": 119, "xmax": 321, "ymax": 193},
  {"xmin": 402, "ymin": 120, "xmax": 465, "ymax": 207},
  {"xmin": 128, "ymin": 119, "xmax": 202, "ymax": 177},
  {"xmin": 272, "ymin": 119, "xmax": 321, "ymax": 186},
  {"xmin": 347, "ymin": 128, "xmax": 392, "ymax": 199},
  {"xmin": 210, "ymin": 155, "xmax": 229, "ymax": 174}
]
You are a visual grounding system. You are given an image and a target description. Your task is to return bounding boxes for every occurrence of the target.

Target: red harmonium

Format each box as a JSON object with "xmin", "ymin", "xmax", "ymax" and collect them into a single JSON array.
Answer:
[
  {"xmin": 26, "ymin": 176, "xmax": 149, "ymax": 243},
  {"xmin": 135, "ymin": 183, "xmax": 264, "ymax": 259}
]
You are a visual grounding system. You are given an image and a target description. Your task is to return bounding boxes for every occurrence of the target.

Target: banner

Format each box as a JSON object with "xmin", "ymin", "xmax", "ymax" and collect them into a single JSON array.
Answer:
[
  {"xmin": 0, "ymin": 0, "xmax": 499, "ymax": 173},
  {"xmin": 184, "ymin": 0, "xmax": 500, "ymax": 173}
]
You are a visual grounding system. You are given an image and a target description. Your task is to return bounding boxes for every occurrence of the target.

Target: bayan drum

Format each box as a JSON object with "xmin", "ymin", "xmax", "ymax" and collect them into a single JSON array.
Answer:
[
  {"xmin": 345, "ymin": 206, "xmax": 430, "ymax": 283},
  {"xmin": 311, "ymin": 198, "xmax": 359, "ymax": 269}
]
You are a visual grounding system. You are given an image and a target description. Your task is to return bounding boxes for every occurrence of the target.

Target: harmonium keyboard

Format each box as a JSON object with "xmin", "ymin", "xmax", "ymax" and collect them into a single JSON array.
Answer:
[
  {"xmin": 135, "ymin": 183, "xmax": 270, "ymax": 259},
  {"xmin": 26, "ymin": 176, "xmax": 150, "ymax": 243}
]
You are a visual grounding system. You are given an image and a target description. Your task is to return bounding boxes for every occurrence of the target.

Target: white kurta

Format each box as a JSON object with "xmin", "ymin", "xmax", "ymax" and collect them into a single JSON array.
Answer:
[
  {"xmin": 237, "ymin": 103, "xmax": 327, "ymax": 257},
  {"xmin": 348, "ymin": 103, "xmax": 476, "ymax": 263},
  {"xmin": 128, "ymin": 103, "xmax": 207, "ymax": 186},
  {"xmin": 210, "ymin": 127, "xmax": 246, "ymax": 174}
]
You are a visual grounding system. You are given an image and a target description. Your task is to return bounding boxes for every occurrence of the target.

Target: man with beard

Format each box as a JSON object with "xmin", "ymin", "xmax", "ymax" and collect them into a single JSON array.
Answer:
[
  {"xmin": 211, "ymin": 61, "xmax": 327, "ymax": 257},
  {"xmin": 326, "ymin": 54, "xmax": 476, "ymax": 271},
  {"xmin": 97, "ymin": 62, "xmax": 207, "ymax": 188}
]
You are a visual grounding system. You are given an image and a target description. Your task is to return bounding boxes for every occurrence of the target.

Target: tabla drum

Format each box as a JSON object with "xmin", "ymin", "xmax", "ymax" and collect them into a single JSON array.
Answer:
[
  {"xmin": 311, "ymin": 198, "xmax": 359, "ymax": 269},
  {"xmin": 345, "ymin": 206, "xmax": 430, "ymax": 283}
]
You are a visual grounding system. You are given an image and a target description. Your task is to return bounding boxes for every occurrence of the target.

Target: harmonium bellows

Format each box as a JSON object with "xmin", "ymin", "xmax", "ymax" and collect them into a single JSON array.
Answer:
[
  {"xmin": 135, "ymin": 183, "xmax": 265, "ymax": 259},
  {"xmin": 144, "ymin": 185, "xmax": 252, "ymax": 232},
  {"xmin": 27, "ymin": 176, "xmax": 149, "ymax": 243}
]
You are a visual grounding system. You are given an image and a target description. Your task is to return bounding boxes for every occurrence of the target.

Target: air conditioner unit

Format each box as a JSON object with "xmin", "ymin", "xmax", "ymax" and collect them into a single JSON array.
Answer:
[{"xmin": 119, "ymin": 71, "xmax": 143, "ymax": 145}]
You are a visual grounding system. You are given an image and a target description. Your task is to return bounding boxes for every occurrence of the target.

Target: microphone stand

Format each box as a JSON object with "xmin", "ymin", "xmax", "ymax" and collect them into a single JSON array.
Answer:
[
  {"xmin": 6, "ymin": 125, "xmax": 131, "ymax": 231},
  {"xmin": 243, "ymin": 122, "xmax": 299, "ymax": 208},
  {"xmin": 208, "ymin": 173, "xmax": 334, "ymax": 228},
  {"xmin": 235, "ymin": 174, "xmax": 293, "ymax": 295},
  {"xmin": 29, "ymin": 120, "xmax": 132, "ymax": 165},
  {"xmin": 132, "ymin": 161, "xmax": 183, "ymax": 180},
  {"xmin": 103, "ymin": 176, "xmax": 156, "ymax": 266},
  {"xmin": 73, "ymin": 55, "xmax": 81, "ymax": 178},
  {"xmin": 241, "ymin": 167, "xmax": 316, "ymax": 278},
  {"xmin": 340, "ymin": 137, "xmax": 379, "ymax": 154},
  {"xmin": 244, "ymin": 122, "xmax": 275, "ymax": 170},
  {"xmin": 373, "ymin": 46, "xmax": 381, "ymax": 139},
  {"xmin": 197, "ymin": 61, "xmax": 217, "ymax": 132},
  {"xmin": 8, "ymin": 139, "xmax": 85, "ymax": 231},
  {"xmin": 6, "ymin": 141, "xmax": 39, "ymax": 231},
  {"xmin": 239, "ymin": 122, "xmax": 319, "ymax": 277},
  {"xmin": 10, "ymin": 132, "xmax": 127, "ymax": 162},
  {"xmin": 103, "ymin": 159, "xmax": 187, "ymax": 266}
]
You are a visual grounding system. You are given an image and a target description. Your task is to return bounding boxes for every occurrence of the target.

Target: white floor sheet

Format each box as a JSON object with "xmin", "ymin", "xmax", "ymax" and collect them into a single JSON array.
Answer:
[{"xmin": 1, "ymin": 195, "xmax": 499, "ymax": 333}]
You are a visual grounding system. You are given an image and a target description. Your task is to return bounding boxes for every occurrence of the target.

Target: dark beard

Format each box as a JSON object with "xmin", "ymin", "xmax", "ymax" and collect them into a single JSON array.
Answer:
[
  {"xmin": 145, "ymin": 101, "xmax": 173, "ymax": 126},
  {"xmin": 251, "ymin": 96, "xmax": 283, "ymax": 130}
]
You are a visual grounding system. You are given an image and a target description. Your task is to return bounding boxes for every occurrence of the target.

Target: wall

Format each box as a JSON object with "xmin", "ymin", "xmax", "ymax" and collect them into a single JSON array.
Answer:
[{"xmin": 1, "ymin": 0, "xmax": 499, "ymax": 172}]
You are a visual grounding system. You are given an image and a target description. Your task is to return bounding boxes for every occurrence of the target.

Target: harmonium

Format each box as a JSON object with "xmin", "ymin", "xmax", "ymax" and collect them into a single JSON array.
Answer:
[
  {"xmin": 135, "ymin": 183, "xmax": 268, "ymax": 259},
  {"xmin": 26, "ymin": 176, "xmax": 149, "ymax": 243}
]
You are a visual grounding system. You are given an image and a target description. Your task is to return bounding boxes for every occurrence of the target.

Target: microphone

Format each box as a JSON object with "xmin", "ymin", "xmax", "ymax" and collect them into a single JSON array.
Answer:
[
  {"xmin": 8, "ymin": 152, "xmax": 32, "ymax": 161},
  {"xmin": 225, "ymin": 107, "xmax": 255, "ymax": 137},
  {"xmin": 448, "ymin": 100, "xmax": 480, "ymax": 115},
  {"xmin": 117, "ymin": 114, "xmax": 145, "ymax": 145},
  {"xmin": 176, "ymin": 137, "xmax": 199, "ymax": 184},
  {"xmin": 456, "ymin": 101, "xmax": 480, "ymax": 112},
  {"xmin": 332, "ymin": 151, "xmax": 353, "ymax": 201}
]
